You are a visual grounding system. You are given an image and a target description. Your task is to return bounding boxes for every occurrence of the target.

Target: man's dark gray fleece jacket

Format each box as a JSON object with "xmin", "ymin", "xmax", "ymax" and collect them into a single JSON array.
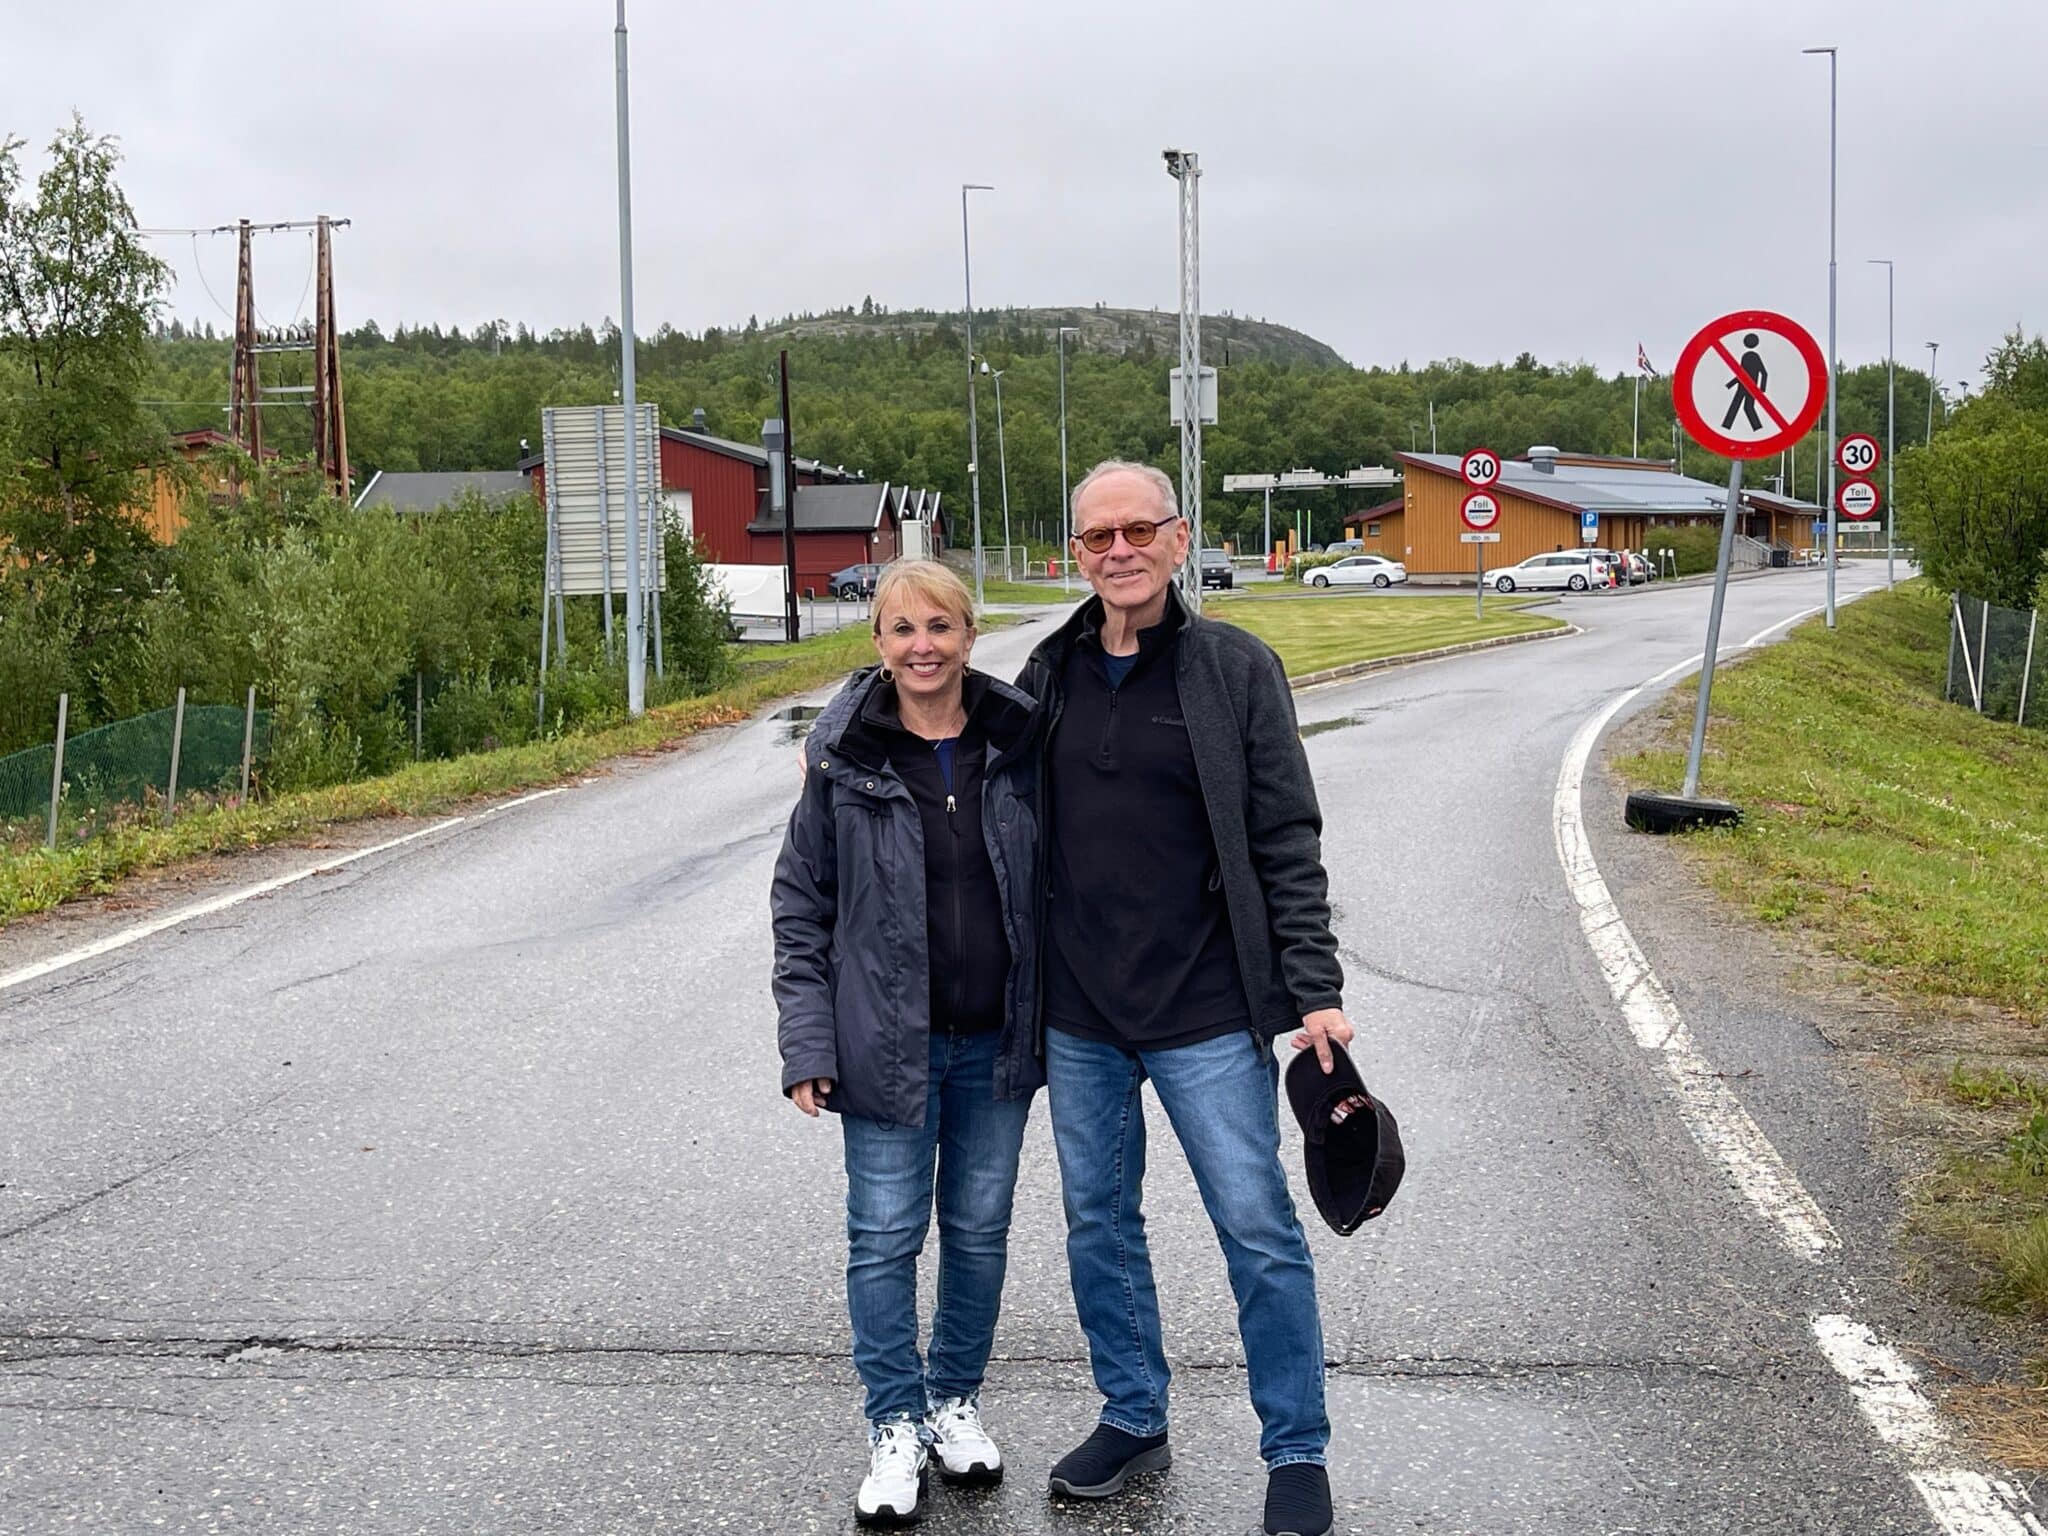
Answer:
[{"xmin": 1018, "ymin": 586, "xmax": 1345, "ymax": 1038}]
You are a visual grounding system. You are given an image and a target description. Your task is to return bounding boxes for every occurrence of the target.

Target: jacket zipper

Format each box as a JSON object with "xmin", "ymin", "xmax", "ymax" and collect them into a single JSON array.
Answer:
[{"xmin": 947, "ymin": 784, "xmax": 964, "ymax": 1032}]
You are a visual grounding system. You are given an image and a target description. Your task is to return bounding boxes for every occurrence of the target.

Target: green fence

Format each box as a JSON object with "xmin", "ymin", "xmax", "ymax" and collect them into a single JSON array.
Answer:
[
  {"xmin": 1948, "ymin": 593, "xmax": 2044, "ymax": 730},
  {"xmin": 0, "ymin": 703, "xmax": 271, "ymax": 822}
]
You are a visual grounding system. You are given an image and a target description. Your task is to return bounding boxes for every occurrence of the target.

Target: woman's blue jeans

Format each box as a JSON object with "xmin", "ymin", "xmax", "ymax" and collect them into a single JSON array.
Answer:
[
  {"xmin": 840, "ymin": 1030, "xmax": 1033, "ymax": 1428},
  {"xmin": 1046, "ymin": 1027, "xmax": 1329, "ymax": 1469}
]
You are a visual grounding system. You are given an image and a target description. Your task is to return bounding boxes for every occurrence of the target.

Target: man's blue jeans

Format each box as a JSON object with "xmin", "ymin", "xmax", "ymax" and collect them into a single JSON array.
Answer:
[
  {"xmin": 841, "ymin": 1030, "xmax": 1034, "ymax": 1429},
  {"xmin": 1046, "ymin": 1027, "xmax": 1329, "ymax": 1468}
]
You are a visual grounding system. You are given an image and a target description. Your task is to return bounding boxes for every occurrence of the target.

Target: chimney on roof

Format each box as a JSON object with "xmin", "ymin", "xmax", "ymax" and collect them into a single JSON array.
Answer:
[
  {"xmin": 1528, "ymin": 445, "xmax": 1559, "ymax": 474},
  {"xmin": 691, "ymin": 407, "xmax": 708, "ymax": 433}
]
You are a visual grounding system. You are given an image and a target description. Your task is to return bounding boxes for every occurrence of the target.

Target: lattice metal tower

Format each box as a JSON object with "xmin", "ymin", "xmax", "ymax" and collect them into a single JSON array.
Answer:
[{"xmin": 1165, "ymin": 149, "xmax": 1203, "ymax": 611}]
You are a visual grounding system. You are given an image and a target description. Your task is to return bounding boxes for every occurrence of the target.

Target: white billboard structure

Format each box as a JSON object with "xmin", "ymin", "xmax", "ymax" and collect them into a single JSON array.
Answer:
[
  {"xmin": 706, "ymin": 564, "xmax": 788, "ymax": 622},
  {"xmin": 539, "ymin": 404, "xmax": 669, "ymax": 678}
]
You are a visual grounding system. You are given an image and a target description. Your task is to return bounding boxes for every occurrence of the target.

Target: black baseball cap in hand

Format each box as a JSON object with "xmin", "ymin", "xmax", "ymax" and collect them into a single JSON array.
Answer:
[{"xmin": 1285, "ymin": 1041, "xmax": 1404, "ymax": 1235}]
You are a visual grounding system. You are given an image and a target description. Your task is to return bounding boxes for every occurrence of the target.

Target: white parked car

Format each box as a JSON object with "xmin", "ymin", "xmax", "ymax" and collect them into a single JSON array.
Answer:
[
  {"xmin": 1490, "ymin": 551, "xmax": 1605, "ymax": 593},
  {"xmin": 1305, "ymin": 554, "xmax": 1409, "ymax": 589}
]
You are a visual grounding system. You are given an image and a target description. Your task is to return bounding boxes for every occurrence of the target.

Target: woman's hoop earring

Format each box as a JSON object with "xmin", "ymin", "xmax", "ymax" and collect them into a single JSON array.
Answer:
[{"xmin": 880, "ymin": 666, "xmax": 894, "ymax": 682}]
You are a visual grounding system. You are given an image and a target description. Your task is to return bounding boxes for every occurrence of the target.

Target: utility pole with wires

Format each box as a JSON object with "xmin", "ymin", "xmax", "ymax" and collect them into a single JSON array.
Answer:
[
  {"xmin": 229, "ymin": 221, "xmax": 261, "ymax": 457},
  {"xmin": 211, "ymin": 216, "xmax": 351, "ymax": 496}
]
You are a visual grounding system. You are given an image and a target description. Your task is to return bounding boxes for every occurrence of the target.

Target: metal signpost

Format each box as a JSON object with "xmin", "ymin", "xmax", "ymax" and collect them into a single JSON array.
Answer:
[
  {"xmin": 1580, "ymin": 509, "xmax": 1600, "ymax": 547},
  {"xmin": 1629, "ymin": 309, "xmax": 1828, "ymax": 834},
  {"xmin": 1458, "ymin": 450, "xmax": 1503, "ymax": 618}
]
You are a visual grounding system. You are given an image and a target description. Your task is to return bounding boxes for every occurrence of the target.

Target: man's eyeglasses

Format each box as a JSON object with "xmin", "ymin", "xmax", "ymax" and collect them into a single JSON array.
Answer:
[{"xmin": 1075, "ymin": 514, "xmax": 1181, "ymax": 555}]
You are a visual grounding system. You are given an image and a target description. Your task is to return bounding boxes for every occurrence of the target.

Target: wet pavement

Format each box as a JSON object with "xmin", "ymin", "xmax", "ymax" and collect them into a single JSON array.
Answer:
[{"xmin": 1, "ymin": 564, "xmax": 2026, "ymax": 1534}]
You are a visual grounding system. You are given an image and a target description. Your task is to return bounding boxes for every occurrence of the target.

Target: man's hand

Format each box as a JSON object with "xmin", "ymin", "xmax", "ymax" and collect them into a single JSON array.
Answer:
[
  {"xmin": 1290, "ymin": 1008, "xmax": 1355, "ymax": 1073},
  {"xmin": 791, "ymin": 1078, "xmax": 833, "ymax": 1116}
]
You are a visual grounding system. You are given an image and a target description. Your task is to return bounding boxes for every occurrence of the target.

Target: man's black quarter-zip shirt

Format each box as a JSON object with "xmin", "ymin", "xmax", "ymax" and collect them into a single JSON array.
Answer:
[{"xmin": 1043, "ymin": 600, "xmax": 1250, "ymax": 1050}]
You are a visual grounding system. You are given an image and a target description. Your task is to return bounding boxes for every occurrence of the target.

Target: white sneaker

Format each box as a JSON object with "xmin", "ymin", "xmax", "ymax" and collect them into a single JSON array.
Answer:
[
  {"xmin": 926, "ymin": 1395, "xmax": 1004, "ymax": 1486},
  {"xmin": 855, "ymin": 1420, "xmax": 929, "ymax": 1526}
]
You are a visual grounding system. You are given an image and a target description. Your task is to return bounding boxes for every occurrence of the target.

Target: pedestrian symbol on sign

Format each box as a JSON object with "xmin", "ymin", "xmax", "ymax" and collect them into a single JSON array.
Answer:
[{"xmin": 1721, "ymin": 333, "xmax": 1768, "ymax": 433}]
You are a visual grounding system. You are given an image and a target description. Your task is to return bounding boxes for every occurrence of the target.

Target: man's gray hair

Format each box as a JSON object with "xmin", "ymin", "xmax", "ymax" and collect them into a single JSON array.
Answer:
[{"xmin": 1070, "ymin": 459, "xmax": 1178, "ymax": 523}]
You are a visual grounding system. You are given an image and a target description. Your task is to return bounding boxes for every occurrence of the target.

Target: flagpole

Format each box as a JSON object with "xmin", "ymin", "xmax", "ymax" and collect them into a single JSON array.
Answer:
[{"xmin": 1633, "ymin": 372, "xmax": 1640, "ymax": 458}]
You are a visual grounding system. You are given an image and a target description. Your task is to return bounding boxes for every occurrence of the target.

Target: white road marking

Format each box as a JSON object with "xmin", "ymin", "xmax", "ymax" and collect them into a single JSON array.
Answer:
[
  {"xmin": 0, "ymin": 787, "xmax": 569, "ymax": 997},
  {"xmin": 1558, "ymin": 583, "xmax": 2040, "ymax": 1535},
  {"xmin": 1553, "ymin": 649, "xmax": 1839, "ymax": 1259}
]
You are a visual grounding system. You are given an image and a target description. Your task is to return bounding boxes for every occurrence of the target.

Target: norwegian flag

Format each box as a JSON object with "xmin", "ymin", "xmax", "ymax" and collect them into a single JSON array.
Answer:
[{"xmin": 1637, "ymin": 344, "xmax": 1656, "ymax": 376}]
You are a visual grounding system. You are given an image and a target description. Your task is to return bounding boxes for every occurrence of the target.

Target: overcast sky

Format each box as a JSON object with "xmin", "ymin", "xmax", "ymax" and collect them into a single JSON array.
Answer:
[{"xmin": 10, "ymin": 1, "xmax": 2043, "ymax": 386}]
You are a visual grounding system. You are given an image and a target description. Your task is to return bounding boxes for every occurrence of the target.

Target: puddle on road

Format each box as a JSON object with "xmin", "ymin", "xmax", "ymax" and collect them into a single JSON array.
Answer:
[
  {"xmin": 773, "ymin": 704, "xmax": 827, "ymax": 742},
  {"xmin": 1300, "ymin": 713, "xmax": 1365, "ymax": 740}
]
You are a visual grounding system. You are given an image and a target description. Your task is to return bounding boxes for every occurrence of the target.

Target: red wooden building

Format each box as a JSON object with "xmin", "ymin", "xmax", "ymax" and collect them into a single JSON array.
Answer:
[{"xmin": 520, "ymin": 419, "xmax": 944, "ymax": 589}]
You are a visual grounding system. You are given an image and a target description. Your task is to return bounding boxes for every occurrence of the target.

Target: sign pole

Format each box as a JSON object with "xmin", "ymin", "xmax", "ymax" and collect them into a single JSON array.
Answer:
[
  {"xmin": 1682, "ymin": 460, "xmax": 1746, "ymax": 800},
  {"xmin": 1476, "ymin": 542, "xmax": 1484, "ymax": 621}
]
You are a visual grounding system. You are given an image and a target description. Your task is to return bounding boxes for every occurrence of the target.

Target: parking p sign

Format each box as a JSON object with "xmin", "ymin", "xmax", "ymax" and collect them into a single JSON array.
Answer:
[{"xmin": 1580, "ymin": 510, "xmax": 1599, "ymax": 545}]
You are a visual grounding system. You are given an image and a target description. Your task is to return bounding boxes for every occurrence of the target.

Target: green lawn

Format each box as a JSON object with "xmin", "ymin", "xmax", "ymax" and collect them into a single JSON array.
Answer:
[
  {"xmin": 976, "ymin": 578, "xmax": 1080, "ymax": 605},
  {"xmin": 1207, "ymin": 593, "xmax": 1561, "ymax": 676},
  {"xmin": 1612, "ymin": 582, "xmax": 2048, "ymax": 1022}
]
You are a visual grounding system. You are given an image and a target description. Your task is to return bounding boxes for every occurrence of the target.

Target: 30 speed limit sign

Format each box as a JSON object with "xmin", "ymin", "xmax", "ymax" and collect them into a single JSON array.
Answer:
[
  {"xmin": 1836, "ymin": 433, "xmax": 1881, "ymax": 476},
  {"xmin": 1460, "ymin": 447, "xmax": 1501, "ymax": 490}
]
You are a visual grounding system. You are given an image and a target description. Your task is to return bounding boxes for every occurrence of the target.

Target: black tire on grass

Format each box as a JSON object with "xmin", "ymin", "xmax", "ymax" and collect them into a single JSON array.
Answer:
[{"xmin": 1625, "ymin": 791, "xmax": 1743, "ymax": 835}]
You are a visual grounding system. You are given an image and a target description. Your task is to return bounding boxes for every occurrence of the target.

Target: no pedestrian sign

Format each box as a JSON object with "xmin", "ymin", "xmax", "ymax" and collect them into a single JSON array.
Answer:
[
  {"xmin": 1460, "ymin": 448, "xmax": 1501, "ymax": 490},
  {"xmin": 1672, "ymin": 310, "xmax": 1827, "ymax": 460},
  {"xmin": 1837, "ymin": 478, "xmax": 1880, "ymax": 520},
  {"xmin": 1460, "ymin": 491, "xmax": 1501, "ymax": 532}
]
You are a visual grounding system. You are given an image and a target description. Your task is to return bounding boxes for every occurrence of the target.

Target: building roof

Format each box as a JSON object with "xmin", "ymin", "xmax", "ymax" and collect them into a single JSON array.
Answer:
[
  {"xmin": 515, "ymin": 423, "xmax": 861, "ymax": 482},
  {"xmin": 354, "ymin": 469, "xmax": 530, "ymax": 513},
  {"xmin": 749, "ymin": 481, "xmax": 897, "ymax": 535},
  {"xmin": 1402, "ymin": 452, "xmax": 1744, "ymax": 517},
  {"xmin": 1741, "ymin": 486, "xmax": 1825, "ymax": 516}
]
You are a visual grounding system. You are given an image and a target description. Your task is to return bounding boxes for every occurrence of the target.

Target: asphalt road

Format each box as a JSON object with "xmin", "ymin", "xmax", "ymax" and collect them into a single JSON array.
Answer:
[{"xmin": 2, "ymin": 561, "xmax": 2026, "ymax": 1535}]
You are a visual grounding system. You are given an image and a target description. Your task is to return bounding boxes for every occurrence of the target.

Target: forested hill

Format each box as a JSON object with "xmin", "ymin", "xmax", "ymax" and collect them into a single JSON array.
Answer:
[
  {"xmin": 765, "ymin": 304, "xmax": 1348, "ymax": 368},
  {"xmin": 141, "ymin": 312, "xmax": 1934, "ymax": 551}
]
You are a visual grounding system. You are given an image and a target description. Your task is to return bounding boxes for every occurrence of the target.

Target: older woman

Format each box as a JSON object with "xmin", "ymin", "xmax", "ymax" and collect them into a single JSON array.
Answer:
[{"xmin": 772, "ymin": 559, "xmax": 1043, "ymax": 1527}]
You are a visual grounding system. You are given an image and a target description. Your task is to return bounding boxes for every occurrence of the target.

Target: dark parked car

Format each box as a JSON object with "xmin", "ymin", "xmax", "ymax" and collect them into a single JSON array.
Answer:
[
  {"xmin": 1199, "ymin": 548, "xmax": 1234, "ymax": 590},
  {"xmin": 829, "ymin": 562, "xmax": 884, "ymax": 600}
]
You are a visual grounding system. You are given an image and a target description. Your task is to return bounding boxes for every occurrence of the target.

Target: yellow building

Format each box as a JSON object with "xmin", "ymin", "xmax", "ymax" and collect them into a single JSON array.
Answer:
[{"xmin": 1346, "ymin": 448, "xmax": 1822, "ymax": 577}]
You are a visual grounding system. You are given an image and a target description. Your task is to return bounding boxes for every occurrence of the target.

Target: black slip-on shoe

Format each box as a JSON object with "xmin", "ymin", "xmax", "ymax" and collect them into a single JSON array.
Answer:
[
  {"xmin": 1047, "ymin": 1423, "xmax": 1171, "ymax": 1499},
  {"xmin": 1262, "ymin": 1461, "xmax": 1333, "ymax": 1536}
]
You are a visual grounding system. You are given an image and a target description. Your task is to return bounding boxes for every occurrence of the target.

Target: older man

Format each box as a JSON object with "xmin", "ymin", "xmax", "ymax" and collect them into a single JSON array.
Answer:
[{"xmin": 1018, "ymin": 460, "xmax": 1353, "ymax": 1536}]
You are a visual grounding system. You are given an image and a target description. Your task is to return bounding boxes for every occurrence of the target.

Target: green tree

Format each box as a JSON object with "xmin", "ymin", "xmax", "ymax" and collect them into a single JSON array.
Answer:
[{"xmin": 0, "ymin": 117, "xmax": 170, "ymax": 719}]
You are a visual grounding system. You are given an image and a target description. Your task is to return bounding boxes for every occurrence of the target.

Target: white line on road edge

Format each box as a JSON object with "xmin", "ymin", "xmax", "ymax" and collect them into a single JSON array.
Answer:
[
  {"xmin": 1553, "ymin": 644, "xmax": 1839, "ymax": 1259},
  {"xmin": 1814, "ymin": 1316, "xmax": 2047, "ymax": 1536},
  {"xmin": 1556, "ymin": 590, "xmax": 2041, "ymax": 1536},
  {"xmin": 0, "ymin": 787, "xmax": 568, "ymax": 997}
]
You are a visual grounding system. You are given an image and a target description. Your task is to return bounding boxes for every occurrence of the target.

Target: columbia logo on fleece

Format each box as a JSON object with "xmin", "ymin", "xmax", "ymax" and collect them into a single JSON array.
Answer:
[{"xmin": 1150, "ymin": 714, "xmax": 1186, "ymax": 728}]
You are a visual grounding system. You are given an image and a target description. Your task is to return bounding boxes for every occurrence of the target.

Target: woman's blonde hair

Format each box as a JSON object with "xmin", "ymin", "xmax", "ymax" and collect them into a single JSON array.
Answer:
[{"xmin": 871, "ymin": 559, "xmax": 977, "ymax": 633}]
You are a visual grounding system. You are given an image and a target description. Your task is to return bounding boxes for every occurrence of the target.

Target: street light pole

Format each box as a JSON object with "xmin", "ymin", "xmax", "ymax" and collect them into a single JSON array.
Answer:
[
  {"xmin": 1804, "ymin": 45, "xmax": 1839, "ymax": 628},
  {"xmin": 1058, "ymin": 325, "xmax": 1077, "ymax": 593},
  {"xmin": 613, "ymin": 0, "xmax": 646, "ymax": 716},
  {"xmin": 1925, "ymin": 340, "xmax": 1940, "ymax": 442},
  {"xmin": 961, "ymin": 184, "xmax": 992, "ymax": 609},
  {"xmin": 1164, "ymin": 148, "xmax": 1203, "ymax": 612},
  {"xmin": 1869, "ymin": 258, "xmax": 1895, "ymax": 586},
  {"xmin": 985, "ymin": 362, "xmax": 1012, "ymax": 581}
]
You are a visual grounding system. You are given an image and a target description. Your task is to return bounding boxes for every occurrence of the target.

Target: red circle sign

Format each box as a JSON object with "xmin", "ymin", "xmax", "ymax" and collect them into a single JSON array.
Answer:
[
  {"xmin": 1837, "ymin": 433, "xmax": 1881, "ymax": 475},
  {"xmin": 1671, "ymin": 310, "xmax": 1827, "ymax": 460},
  {"xmin": 1460, "ymin": 491, "xmax": 1501, "ymax": 531},
  {"xmin": 1460, "ymin": 448, "xmax": 1501, "ymax": 490},
  {"xmin": 1836, "ymin": 478, "xmax": 1880, "ymax": 520}
]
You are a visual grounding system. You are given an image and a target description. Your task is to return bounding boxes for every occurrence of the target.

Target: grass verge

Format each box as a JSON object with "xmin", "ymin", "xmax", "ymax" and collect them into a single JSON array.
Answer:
[
  {"xmin": 1610, "ymin": 580, "xmax": 2048, "ymax": 1462},
  {"xmin": 0, "ymin": 624, "xmax": 882, "ymax": 929},
  {"xmin": 976, "ymin": 578, "xmax": 1079, "ymax": 605},
  {"xmin": 1208, "ymin": 592, "xmax": 1560, "ymax": 676}
]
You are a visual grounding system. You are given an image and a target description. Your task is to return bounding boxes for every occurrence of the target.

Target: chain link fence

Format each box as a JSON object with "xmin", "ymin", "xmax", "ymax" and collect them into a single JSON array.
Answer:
[
  {"xmin": 0, "ymin": 702, "xmax": 270, "ymax": 824},
  {"xmin": 1947, "ymin": 592, "xmax": 2044, "ymax": 729}
]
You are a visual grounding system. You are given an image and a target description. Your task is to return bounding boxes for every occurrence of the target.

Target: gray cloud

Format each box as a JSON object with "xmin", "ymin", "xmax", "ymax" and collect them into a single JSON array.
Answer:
[{"xmin": 9, "ymin": 0, "xmax": 2042, "ymax": 385}]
